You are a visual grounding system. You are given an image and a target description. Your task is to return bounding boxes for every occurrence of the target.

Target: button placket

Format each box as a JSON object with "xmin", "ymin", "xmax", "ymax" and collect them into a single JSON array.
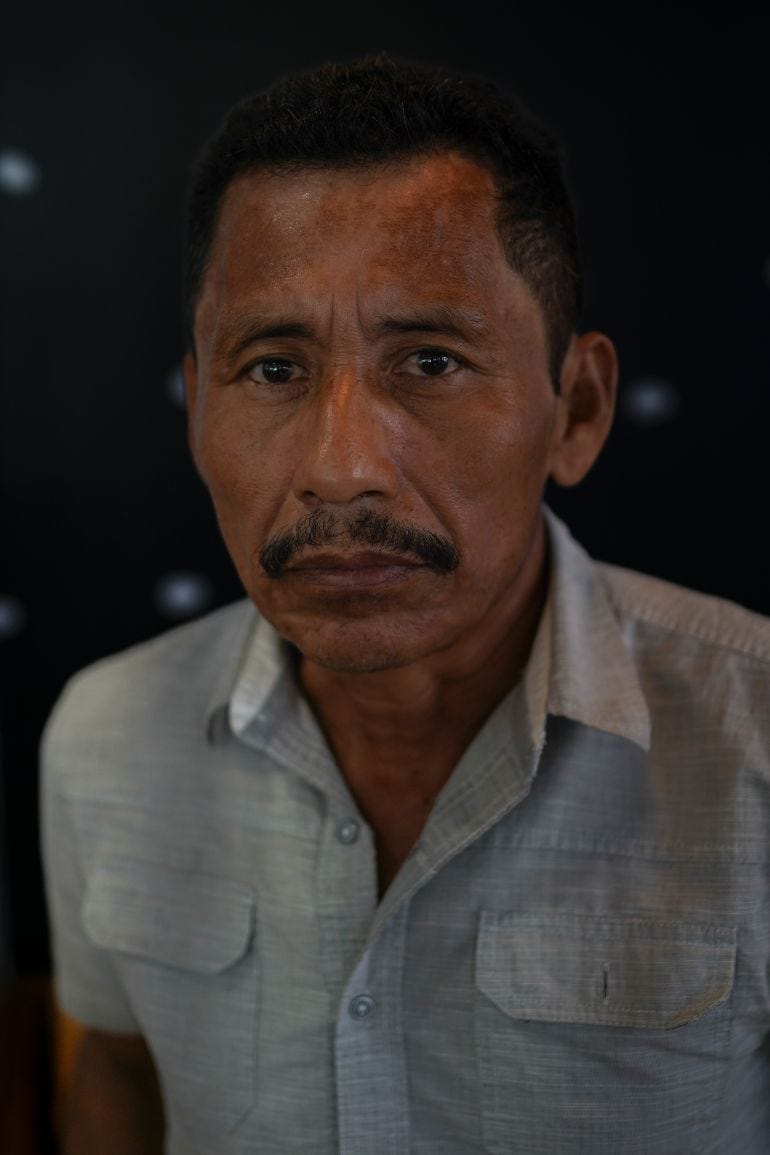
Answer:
[
  {"xmin": 348, "ymin": 993, "xmax": 376, "ymax": 1020},
  {"xmin": 335, "ymin": 906, "xmax": 410, "ymax": 1153},
  {"xmin": 316, "ymin": 812, "xmax": 377, "ymax": 1001},
  {"xmin": 337, "ymin": 818, "xmax": 360, "ymax": 845}
]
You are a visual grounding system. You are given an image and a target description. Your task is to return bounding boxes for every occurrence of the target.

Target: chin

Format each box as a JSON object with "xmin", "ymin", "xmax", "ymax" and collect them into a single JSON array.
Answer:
[
  {"xmin": 307, "ymin": 652, "xmax": 412, "ymax": 675},
  {"xmin": 282, "ymin": 616, "xmax": 437, "ymax": 675}
]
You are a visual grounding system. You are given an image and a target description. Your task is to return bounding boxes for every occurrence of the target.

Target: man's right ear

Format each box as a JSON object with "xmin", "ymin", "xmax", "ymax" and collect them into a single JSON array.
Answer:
[
  {"xmin": 183, "ymin": 352, "xmax": 201, "ymax": 463},
  {"xmin": 183, "ymin": 352, "xmax": 198, "ymax": 414},
  {"xmin": 183, "ymin": 351, "xmax": 207, "ymax": 478}
]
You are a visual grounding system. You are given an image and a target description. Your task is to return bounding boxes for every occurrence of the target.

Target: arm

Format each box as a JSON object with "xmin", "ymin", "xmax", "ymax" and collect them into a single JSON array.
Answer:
[
  {"xmin": 40, "ymin": 686, "xmax": 165, "ymax": 1153},
  {"xmin": 62, "ymin": 1027, "xmax": 164, "ymax": 1155}
]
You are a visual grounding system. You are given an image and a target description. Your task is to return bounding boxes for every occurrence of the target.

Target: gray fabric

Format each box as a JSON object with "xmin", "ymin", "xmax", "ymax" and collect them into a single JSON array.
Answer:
[{"xmin": 41, "ymin": 509, "xmax": 770, "ymax": 1154}]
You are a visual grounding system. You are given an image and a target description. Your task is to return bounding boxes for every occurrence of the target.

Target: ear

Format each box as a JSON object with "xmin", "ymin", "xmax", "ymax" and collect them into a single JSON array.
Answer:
[
  {"xmin": 183, "ymin": 351, "xmax": 198, "ymax": 412},
  {"xmin": 183, "ymin": 352, "xmax": 200, "ymax": 457},
  {"xmin": 548, "ymin": 331, "xmax": 618, "ymax": 487}
]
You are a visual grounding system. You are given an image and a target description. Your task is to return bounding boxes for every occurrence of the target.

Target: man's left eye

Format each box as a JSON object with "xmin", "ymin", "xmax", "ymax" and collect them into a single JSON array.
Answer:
[{"xmin": 405, "ymin": 348, "xmax": 460, "ymax": 377}]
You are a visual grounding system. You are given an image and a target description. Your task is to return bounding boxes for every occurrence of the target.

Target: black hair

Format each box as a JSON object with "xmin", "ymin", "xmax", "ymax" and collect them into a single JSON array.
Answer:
[{"xmin": 183, "ymin": 53, "xmax": 582, "ymax": 381}]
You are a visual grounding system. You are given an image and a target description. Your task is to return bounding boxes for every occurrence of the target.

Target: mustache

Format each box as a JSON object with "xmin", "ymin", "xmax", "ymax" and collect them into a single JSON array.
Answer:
[{"xmin": 260, "ymin": 507, "xmax": 460, "ymax": 579}]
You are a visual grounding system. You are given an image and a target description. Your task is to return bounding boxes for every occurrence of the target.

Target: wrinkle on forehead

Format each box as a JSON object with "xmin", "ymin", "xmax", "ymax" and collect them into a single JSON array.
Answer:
[{"xmin": 195, "ymin": 151, "xmax": 544, "ymax": 357}]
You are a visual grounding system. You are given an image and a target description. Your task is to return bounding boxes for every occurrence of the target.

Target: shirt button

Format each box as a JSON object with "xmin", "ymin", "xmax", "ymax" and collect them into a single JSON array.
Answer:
[
  {"xmin": 337, "ymin": 818, "xmax": 360, "ymax": 845},
  {"xmin": 349, "ymin": 994, "xmax": 376, "ymax": 1020}
]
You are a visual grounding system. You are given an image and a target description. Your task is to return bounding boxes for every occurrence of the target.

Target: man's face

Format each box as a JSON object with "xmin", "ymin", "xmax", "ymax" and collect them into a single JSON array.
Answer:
[{"xmin": 186, "ymin": 152, "xmax": 567, "ymax": 674}]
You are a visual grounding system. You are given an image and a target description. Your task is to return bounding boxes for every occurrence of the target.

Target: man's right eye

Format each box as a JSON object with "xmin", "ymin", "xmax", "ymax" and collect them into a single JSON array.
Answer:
[{"xmin": 246, "ymin": 358, "xmax": 297, "ymax": 385}]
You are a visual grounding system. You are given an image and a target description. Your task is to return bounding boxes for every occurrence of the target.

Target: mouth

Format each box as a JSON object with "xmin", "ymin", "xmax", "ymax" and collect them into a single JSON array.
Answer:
[{"xmin": 286, "ymin": 550, "xmax": 428, "ymax": 590}]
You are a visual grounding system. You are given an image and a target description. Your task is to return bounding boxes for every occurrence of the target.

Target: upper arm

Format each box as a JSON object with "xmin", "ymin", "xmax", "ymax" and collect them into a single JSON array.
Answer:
[{"xmin": 40, "ymin": 690, "xmax": 140, "ymax": 1034}]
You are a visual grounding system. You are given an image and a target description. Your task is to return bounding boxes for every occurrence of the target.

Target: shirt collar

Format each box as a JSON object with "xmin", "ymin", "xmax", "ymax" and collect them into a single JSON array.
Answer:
[
  {"xmin": 213, "ymin": 506, "xmax": 651, "ymax": 754},
  {"xmin": 227, "ymin": 612, "xmax": 295, "ymax": 738},
  {"xmin": 541, "ymin": 506, "xmax": 651, "ymax": 751}
]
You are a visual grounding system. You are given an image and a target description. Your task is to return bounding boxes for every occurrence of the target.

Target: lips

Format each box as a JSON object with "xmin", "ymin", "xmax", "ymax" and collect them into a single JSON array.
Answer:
[
  {"xmin": 286, "ymin": 550, "xmax": 426, "ymax": 590},
  {"xmin": 289, "ymin": 550, "xmax": 423, "ymax": 571}
]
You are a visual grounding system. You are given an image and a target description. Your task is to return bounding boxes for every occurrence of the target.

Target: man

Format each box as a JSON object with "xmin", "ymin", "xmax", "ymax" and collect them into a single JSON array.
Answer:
[{"xmin": 42, "ymin": 54, "xmax": 769, "ymax": 1154}]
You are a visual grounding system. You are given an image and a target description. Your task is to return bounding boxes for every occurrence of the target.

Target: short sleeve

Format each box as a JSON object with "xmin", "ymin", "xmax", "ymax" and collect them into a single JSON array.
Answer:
[{"xmin": 40, "ymin": 687, "xmax": 141, "ymax": 1034}]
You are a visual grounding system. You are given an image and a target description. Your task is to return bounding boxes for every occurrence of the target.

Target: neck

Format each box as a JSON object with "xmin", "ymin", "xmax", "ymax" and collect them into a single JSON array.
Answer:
[{"xmin": 298, "ymin": 520, "xmax": 548, "ymax": 894}]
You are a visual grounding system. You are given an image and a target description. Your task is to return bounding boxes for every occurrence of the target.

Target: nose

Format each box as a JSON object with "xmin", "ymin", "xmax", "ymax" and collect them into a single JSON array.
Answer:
[{"xmin": 292, "ymin": 369, "xmax": 401, "ymax": 507}]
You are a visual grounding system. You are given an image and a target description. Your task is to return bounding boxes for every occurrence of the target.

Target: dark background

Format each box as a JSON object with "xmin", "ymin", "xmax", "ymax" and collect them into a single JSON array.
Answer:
[{"xmin": 1, "ymin": 2, "xmax": 768, "ymax": 977}]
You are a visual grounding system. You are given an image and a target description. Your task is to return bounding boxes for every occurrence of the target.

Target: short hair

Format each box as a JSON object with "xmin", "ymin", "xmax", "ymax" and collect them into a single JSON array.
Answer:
[{"xmin": 183, "ymin": 53, "xmax": 583, "ymax": 381}]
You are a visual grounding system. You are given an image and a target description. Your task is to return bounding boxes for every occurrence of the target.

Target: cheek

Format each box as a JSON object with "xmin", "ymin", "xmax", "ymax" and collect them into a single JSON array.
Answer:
[
  {"xmin": 432, "ymin": 393, "xmax": 553, "ymax": 505},
  {"xmin": 426, "ymin": 394, "xmax": 553, "ymax": 568},
  {"xmin": 194, "ymin": 410, "xmax": 289, "ymax": 549}
]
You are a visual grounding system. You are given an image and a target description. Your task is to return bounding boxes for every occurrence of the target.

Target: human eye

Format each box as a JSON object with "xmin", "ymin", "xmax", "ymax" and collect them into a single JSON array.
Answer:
[
  {"xmin": 399, "ymin": 347, "xmax": 463, "ymax": 378},
  {"xmin": 245, "ymin": 357, "xmax": 304, "ymax": 386}
]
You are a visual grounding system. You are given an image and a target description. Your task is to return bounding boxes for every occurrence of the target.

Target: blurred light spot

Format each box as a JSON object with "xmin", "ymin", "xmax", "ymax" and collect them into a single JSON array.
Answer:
[
  {"xmin": 153, "ymin": 572, "xmax": 213, "ymax": 620},
  {"xmin": 621, "ymin": 377, "xmax": 680, "ymax": 426},
  {"xmin": 166, "ymin": 365, "xmax": 186, "ymax": 409},
  {"xmin": 0, "ymin": 149, "xmax": 40, "ymax": 195},
  {"xmin": 0, "ymin": 596, "xmax": 27, "ymax": 640}
]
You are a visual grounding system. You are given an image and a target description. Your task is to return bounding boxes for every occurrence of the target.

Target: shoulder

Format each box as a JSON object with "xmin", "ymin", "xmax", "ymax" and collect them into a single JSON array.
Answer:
[
  {"xmin": 42, "ymin": 599, "xmax": 256, "ymax": 767},
  {"xmin": 596, "ymin": 563, "xmax": 769, "ymax": 770},
  {"xmin": 596, "ymin": 562, "xmax": 770, "ymax": 666}
]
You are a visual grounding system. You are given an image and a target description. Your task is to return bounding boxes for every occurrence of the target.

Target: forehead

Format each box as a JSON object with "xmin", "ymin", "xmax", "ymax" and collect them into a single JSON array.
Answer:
[
  {"xmin": 195, "ymin": 151, "xmax": 541, "ymax": 346},
  {"xmin": 221, "ymin": 149, "xmax": 500, "ymax": 238}
]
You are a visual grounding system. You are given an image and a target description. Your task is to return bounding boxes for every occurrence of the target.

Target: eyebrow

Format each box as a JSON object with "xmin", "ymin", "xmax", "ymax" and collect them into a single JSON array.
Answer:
[
  {"xmin": 219, "ymin": 306, "xmax": 488, "ymax": 360},
  {"xmin": 222, "ymin": 320, "xmax": 315, "ymax": 360},
  {"xmin": 375, "ymin": 308, "xmax": 488, "ymax": 339}
]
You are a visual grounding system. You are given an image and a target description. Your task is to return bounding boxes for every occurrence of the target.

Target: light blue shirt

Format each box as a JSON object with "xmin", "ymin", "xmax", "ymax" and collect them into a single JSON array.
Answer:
[{"xmin": 42, "ymin": 510, "xmax": 770, "ymax": 1153}]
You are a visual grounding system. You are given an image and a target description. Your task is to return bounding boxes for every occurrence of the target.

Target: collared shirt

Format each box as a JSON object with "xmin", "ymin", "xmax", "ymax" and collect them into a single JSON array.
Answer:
[{"xmin": 41, "ymin": 509, "xmax": 770, "ymax": 1154}]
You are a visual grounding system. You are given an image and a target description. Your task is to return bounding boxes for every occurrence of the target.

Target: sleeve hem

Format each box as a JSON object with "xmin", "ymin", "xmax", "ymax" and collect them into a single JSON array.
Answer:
[{"xmin": 55, "ymin": 981, "xmax": 141, "ymax": 1036}]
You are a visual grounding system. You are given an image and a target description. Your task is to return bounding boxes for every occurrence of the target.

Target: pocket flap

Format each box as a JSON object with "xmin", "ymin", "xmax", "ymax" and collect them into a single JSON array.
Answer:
[
  {"xmin": 83, "ymin": 860, "xmax": 255, "ymax": 973},
  {"xmin": 476, "ymin": 912, "xmax": 736, "ymax": 1029}
]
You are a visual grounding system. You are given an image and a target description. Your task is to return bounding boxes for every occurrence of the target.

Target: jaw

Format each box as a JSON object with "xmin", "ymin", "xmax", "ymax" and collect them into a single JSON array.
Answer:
[
  {"xmin": 257, "ymin": 572, "xmax": 465, "ymax": 675},
  {"xmin": 255, "ymin": 537, "xmax": 543, "ymax": 682}
]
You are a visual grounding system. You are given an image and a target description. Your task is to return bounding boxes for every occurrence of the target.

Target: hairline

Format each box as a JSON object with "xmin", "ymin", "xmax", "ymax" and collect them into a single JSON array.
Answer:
[{"xmin": 187, "ymin": 145, "xmax": 568, "ymax": 380}]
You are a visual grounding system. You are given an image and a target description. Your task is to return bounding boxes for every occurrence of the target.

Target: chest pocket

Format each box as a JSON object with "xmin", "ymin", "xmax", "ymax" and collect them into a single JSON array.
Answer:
[
  {"xmin": 475, "ymin": 912, "xmax": 736, "ymax": 1155},
  {"xmin": 83, "ymin": 860, "xmax": 257, "ymax": 1135}
]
